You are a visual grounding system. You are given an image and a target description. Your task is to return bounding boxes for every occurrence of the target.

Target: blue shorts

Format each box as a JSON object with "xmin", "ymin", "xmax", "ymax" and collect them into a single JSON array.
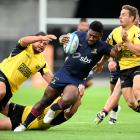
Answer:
[{"xmin": 49, "ymin": 68, "xmax": 84, "ymax": 93}]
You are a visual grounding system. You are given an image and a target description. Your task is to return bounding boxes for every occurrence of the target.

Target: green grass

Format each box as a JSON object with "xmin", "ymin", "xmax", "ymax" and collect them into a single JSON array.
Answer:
[{"xmin": 1, "ymin": 85, "xmax": 140, "ymax": 140}]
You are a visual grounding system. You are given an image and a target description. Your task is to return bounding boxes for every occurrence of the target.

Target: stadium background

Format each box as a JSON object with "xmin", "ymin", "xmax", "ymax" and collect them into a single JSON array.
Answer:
[{"xmin": 0, "ymin": 1, "xmax": 140, "ymax": 140}]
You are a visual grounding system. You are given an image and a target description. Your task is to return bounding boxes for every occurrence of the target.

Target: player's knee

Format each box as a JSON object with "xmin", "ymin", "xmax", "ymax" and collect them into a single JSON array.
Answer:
[{"xmin": 127, "ymin": 100, "xmax": 137, "ymax": 109}]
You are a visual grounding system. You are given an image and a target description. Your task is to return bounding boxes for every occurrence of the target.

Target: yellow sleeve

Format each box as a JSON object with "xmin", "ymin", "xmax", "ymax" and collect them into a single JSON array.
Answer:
[
  {"xmin": 133, "ymin": 32, "xmax": 140, "ymax": 44},
  {"xmin": 40, "ymin": 62, "xmax": 51, "ymax": 75},
  {"xmin": 106, "ymin": 32, "xmax": 114, "ymax": 46}
]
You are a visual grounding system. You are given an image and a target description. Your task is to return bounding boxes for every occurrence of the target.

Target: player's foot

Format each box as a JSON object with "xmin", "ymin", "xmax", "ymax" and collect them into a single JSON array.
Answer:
[
  {"xmin": 94, "ymin": 111, "xmax": 106, "ymax": 124},
  {"xmin": 108, "ymin": 106, "xmax": 121, "ymax": 125},
  {"xmin": 43, "ymin": 109, "xmax": 55, "ymax": 124},
  {"xmin": 14, "ymin": 124, "xmax": 26, "ymax": 132}
]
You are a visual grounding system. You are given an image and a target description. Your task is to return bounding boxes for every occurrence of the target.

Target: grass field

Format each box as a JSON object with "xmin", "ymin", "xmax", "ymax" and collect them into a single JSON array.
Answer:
[{"xmin": 1, "ymin": 85, "xmax": 140, "ymax": 140}]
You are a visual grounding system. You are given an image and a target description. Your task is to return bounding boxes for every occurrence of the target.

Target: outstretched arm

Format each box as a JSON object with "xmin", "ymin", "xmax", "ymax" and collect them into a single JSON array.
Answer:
[{"xmin": 20, "ymin": 34, "xmax": 57, "ymax": 47}]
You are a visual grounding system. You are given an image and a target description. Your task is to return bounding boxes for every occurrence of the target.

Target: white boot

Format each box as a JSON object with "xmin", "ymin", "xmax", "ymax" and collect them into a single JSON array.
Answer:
[
  {"xmin": 109, "ymin": 106, "xmax": 121, "ymax": 125},
  {"xmin": 14, "ymin": 124, "xmax": 26, "ymax": 132},
  {"xmin": 43, "ymin": 109, "xmax": 55, "ymax": 124}
]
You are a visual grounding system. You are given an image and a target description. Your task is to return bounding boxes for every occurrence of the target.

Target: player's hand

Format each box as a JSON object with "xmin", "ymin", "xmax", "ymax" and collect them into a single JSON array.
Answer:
[
  {"xmin": 108, "ymin": 60, "xmax": 117, "ymax": 72},
  {"xmin": 42, "ymin": 34, "xmax": 57, "ymax": 42},
  {"xmin": 114, "ymin": 42, "xmax": 123, "ymax": 51},
  {"xmin": 78, "ymin": 84, "xmax": 85, "ymax": 97},
  {"xmin": 122, "ymin": 29, "xmax": 128, "ymax": 42},
  {"xmin": 93, "ymin": 62, "xmax": 104, "ymax": 73},
  {"xmin": 59, "ymin": 34, "xmax": 70, "ymax": 45}
]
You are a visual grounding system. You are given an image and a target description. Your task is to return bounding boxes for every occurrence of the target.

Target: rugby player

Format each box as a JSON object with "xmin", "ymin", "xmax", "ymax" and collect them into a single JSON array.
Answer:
[
  {"xmin": 0, "ymin": 32, "xmax": 56, "ymax": 116},
  {"xmin": 14, "ymin": 20, "xmax": 120, "ymax": 132},
  {"xmin": 95, "ymin": 5, "xmax": 140, "ymax": 124}
]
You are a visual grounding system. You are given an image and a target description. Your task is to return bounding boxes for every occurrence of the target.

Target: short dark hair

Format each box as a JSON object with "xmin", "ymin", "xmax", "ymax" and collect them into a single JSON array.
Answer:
[
  {"xmin": 80, "ymin": 18, "xmax": 88, "ymax": 22},
  {"xmin": 89, "ymin": 21, "xmax": 104, "ymax": 33},
  {"xmin": 122, "ymin": 5, "xmax": 138, "ymax": 20},
  {"xmin": 35, "ymin": 31, "xmax": 46, "ymax": 36}
]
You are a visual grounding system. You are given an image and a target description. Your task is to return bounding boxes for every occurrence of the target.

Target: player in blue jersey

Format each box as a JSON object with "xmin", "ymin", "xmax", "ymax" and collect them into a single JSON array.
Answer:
[{"xmin": 14, "ymin": 20, "xmax": 121, "ymax": 132}]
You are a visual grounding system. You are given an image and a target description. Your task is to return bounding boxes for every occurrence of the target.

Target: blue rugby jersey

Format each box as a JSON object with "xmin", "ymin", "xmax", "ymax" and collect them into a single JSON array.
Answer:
[{"xmin": 63, "ymin": 31, "xmax": 112, "ymax": 79}]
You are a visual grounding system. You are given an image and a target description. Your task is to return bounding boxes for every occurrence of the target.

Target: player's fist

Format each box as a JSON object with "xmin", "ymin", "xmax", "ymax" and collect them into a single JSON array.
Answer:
[{"xmin": 108, "ymin": 60, "xmax": 117, "ymax": 72}]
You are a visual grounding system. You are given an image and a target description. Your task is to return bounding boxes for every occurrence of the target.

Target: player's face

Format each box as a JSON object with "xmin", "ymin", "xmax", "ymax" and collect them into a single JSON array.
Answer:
[
  {"xmin": 77, "ymin": 22, "xmax": 89, "ymax": 32},
  {"xmin": 119, "ymin": 9, "xmax": 134, "ymax": 27},
  {"xmin": 87, "ymin": 29, "xmax": 102, "ymax": 45},
  {"xmin": 33, "ymin": 40, "xmax": 48, "ymax": 54}
]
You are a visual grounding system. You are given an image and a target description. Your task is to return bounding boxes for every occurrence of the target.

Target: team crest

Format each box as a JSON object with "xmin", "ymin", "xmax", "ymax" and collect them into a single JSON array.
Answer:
[
  {"xmin": 36, "ymin": 65, "xmax": 41, "ymax": 69},
  {"xmin": 91, "ymin": 49, "xmax": 97, "ymax": 54}
]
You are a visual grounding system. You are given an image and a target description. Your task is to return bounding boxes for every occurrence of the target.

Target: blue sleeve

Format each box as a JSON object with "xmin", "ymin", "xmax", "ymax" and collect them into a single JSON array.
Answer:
[{"xmin": 102, "ymin": 43, "xmax": 112, "ymax": 55}]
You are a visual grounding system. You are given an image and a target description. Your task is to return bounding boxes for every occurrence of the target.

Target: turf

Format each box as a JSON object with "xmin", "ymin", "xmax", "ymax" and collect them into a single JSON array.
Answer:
[{"xmin": 0, "ymin": 85, "xmax": 140, "ymax": 140}]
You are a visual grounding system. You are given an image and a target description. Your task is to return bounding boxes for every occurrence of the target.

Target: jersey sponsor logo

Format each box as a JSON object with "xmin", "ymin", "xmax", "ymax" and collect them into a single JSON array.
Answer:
[
  {"xmin": 91, "ymin": 49, "xmax": 97, "ymax": 54},
  {"xmin": 80, "ymin": 56, "xmax": 92, "ymax": 64},
  {"xmin": 18, "ymin": 63, "xmax": 32, "ymax": 78},
  {"xmin": 72, "ymin": 52, "xmax": 81, "ymax": 58}
]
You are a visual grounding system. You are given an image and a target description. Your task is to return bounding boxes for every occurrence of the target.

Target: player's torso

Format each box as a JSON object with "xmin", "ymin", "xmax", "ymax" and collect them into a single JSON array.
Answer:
[
  {"xmin": 110, "ymin": 25, "xmax": 140, "ymax": 70},
  {"xmin": 64, "ymin": 32, "xmax": 107, "ymax": 79},
  {"xmin": 0, "ymin": 45, "xmax": 46, "ymax": 92}
]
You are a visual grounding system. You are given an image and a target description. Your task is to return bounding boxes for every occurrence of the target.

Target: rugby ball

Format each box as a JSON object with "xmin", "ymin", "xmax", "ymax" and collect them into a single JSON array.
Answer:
[{"xmin": 63, "ymin": 33, "xmax": 79, "ymax": 54}]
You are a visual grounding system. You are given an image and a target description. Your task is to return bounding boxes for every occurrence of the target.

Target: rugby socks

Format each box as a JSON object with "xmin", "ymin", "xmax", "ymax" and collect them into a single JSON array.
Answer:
[
  {"xmin": 51, "ymin": 103, "xmax": 61, "ymax": 111},
  {"xmin": 23, "ymin": 108, "xmax": 42, "ymax": 127},
  {"xmin": 112, "ymin": 105, "xmax": 118, "ymax": 112},
  {"xmin": 50, "ymin": 99, "xmax": 63, "ymax": 111},
  {"xmin": 102, "ymin": 108, "xmax": 109, "ymax": 116}
]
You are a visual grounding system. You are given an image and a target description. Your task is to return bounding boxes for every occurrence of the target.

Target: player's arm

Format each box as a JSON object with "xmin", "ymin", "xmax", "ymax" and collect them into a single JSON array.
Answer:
[
  {"xmin": 39, "ymin": 63, "xmax": 54, "ymax": 84},
  {"xmin": 93, "ymin": 55, "xmax": 109, "ymax": 73},
  {"xmin": 42, "ymin": 72, "xmax": 54, "ymax": 84},
  {"xmin": 122, "ymin": 30, "xmax": 140, "ymax": 55},
  {"xmin": 64, "ymin": 84, "xmax": 85, "ymax": 119},
  {"xmin": 19, "ymin": 35, "xmax": 57, "ymax": 47}
]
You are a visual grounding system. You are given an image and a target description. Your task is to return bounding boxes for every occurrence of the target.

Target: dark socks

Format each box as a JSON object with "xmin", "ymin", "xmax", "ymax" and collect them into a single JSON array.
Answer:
[
  {"xmin": 102, "ymin": 108, "xmax": 109, "ymax": 116},
  {"xmin": 51, "ymin": 103, "xmax": 62, "ymax": 111},
  {"xmin": 112, "ymin": 105, "xmax": 118, "ymax": 112},
  {"xmin": 23, "ymin": 108, "xmax": 42, "ymax": 127}
]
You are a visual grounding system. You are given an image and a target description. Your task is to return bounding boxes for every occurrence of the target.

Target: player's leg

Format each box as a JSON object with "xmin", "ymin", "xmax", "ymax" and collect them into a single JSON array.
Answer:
[
  {"xmin": 50, "ymin": 92, "xmax": 83, "ymax": 126},
  {"xmin": 0, "ymin": 102, "xmax": 25, "ymax": 130},
  {"xmin": 94, "ymin": 79, "xmax": 121, "ymax": 124},
  {"xmin": 0, "ymin": 118, "xmax": 12, "ymax": 130},
  {"xmin": 108, "ymin": 78, "xmax": 121, "ymax": 124},
  {"xmin": 132, "ymin": 74, "xmax": 140, "ymax": 112},
  {"xmin": 14, "ymin": 86, "xmax": 60, "ymax": 132},
  {"xmin": 44, "ymin": 85, "xmax": 79, "ymax": 124},
  {"xmin": 0, "ymin": 72, "xmax": 13, "ymax": 115},
  {"xmin": 120, "ymin": 68, "xmax": 138, "ymax": 111}
]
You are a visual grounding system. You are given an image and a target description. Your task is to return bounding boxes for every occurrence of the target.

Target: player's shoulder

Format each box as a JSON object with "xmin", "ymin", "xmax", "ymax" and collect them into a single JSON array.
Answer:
[
  {"xmin": 112, "ymin": 26, "xmax": 122, "ymax": 34},
  {"xmin": 130, "ymin": 25, "xmax": 140, "ymax": 33},
  {"xmin": 99, "ymin": 40, "xmax": 109, "ymax": 46}
]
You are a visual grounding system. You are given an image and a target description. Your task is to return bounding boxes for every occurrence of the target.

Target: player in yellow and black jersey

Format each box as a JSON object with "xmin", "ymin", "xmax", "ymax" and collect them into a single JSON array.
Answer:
[
  {"xmin": 0, "ymin": 32, "xmax": 56, "ymax": 114},
  {"xmin": 95, "ymin": 5, "xmax": 140, "ymax": 125},
  {"xmin": 0, "ymin": 84, "xmax": 85, "ymax": 130},
  {"xmin": 94, "ymin": 5, "xmax": 140, "ymax": 125}
]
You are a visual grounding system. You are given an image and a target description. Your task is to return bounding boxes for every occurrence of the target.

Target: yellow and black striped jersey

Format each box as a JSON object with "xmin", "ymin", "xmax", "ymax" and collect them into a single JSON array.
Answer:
[
  {"xmin": 107, "ymin": 25, "xmax": 140, "ymax": 70},
  {"xmin": 0, "ymin": 41, "xmax": 50, "ymax": 93}
]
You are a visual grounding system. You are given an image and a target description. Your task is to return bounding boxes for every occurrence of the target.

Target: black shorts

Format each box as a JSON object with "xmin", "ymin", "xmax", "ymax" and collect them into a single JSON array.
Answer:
[
  {"xmin": 120, "ymin": 66, "xmax": 140, "ymax": 88},
  {"xmin": 0, "ymin": 70, "xmax": 13, "ymax": 110},
  {"xmin": 110, "ymin": 61, "xmax": 120, "ymax": 85},
  {"xmin": 8, "ymin": 103, "xmax": 25, "ymax": 130}
]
